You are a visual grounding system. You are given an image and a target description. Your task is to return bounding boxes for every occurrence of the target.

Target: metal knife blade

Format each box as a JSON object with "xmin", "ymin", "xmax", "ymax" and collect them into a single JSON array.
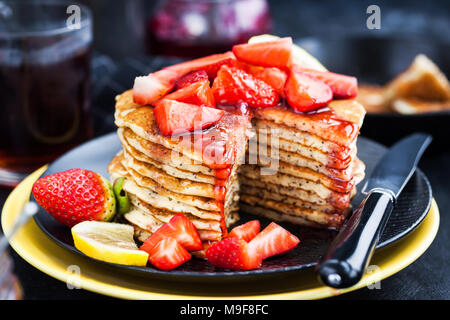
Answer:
[{"xmin": 362, "ymin": 133, "xmax": 432, "ymax": 199}]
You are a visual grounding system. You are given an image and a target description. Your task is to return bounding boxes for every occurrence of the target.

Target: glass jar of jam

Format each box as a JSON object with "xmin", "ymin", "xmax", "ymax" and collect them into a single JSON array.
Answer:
[{"xmin": 148, "ymin": 0, "xmax": 272, "ymax": 58}]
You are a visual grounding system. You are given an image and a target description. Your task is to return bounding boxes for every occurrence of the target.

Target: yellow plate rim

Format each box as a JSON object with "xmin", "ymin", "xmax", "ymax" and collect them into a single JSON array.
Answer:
[{"xmin": 1, "ymin": 166, "xmax": 440, "ymax": 300}]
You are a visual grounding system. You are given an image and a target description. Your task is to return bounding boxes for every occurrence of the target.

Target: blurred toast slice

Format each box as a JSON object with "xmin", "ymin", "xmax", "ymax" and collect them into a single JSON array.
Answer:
[
  {"xmin": 392, "ymin": 98, "xmax": 450, "ymax": 114},
  {"xmin": 384, "ymin": 54, "xmax": 450, "ymax": 102}
]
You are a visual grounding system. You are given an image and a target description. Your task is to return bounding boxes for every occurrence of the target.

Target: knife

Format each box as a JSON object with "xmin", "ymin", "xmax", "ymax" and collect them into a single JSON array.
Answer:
[{"xmin": 316, "ymin": 133, "xmax": 432, "ymax": 289}]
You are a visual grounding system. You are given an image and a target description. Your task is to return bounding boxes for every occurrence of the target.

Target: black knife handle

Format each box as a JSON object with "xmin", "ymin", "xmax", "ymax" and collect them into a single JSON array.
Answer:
[{"xmin": 317, "ymin": 190, "xmax": 394, "ymax": 288}]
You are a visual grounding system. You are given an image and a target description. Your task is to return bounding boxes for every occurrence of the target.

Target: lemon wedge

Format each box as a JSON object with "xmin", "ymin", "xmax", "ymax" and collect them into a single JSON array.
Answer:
[
  {"xmin": 71, "ymin": 221, "xmax": 148, "ymax": 266},
  {"xmin": 248, "ymin": 34, "xmax": 328, "ymax": 71}
]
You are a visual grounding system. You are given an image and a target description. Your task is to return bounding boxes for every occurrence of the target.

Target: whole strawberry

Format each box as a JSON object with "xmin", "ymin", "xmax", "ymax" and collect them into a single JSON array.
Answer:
[{"xmin": 32, "ymin": 169, "xmax": 116, "ymax": 227}]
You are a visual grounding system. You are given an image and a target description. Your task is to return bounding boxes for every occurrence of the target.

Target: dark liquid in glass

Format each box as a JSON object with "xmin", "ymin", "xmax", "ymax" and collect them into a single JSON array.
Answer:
[{"xmin": 0, "ymin": 47, "xmax": 93, "ymax": 184}]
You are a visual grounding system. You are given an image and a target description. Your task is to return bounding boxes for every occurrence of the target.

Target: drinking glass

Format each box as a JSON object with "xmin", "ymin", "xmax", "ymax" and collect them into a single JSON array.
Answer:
[{"xmin": 0, "ymin": 0, "xmax": 93, "ymax": 187}]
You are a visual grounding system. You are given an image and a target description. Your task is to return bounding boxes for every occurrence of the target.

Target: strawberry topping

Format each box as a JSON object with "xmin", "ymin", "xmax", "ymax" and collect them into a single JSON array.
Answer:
[
  {"xmin": 205, "ymin": 237, "xmax": 262, "ymax": 270},
  {"xmin": 157, "ymin": 81, "xmax": 215, "ymax": 108},
  {"xmin": 140, "ymin": 213, "xmax": 203, "ymax": 253},
  {"xmin": 153, "ymin": 100, "xmax": 224, "ymax": 136},
  {"xmin": 226, "ymin": 220, "xmax": 261, "ymax": 242},
  {"xmin": 248, "ymin": 222, "xmax": 300, "ymax": 260},
  {"xmin": 250, "ymin": 67, "xmax": 287, "ymax": 97},
  {"xmin": 175, "ymin": 70, "xmax": 209, "ymax": 89},
  {"xmin": 212, "ymin": 65, "xmax": 279, "ymax": 108},
  {"xmin": 133, "ymin": 52, "xmax": 235, "ymax": 105},
  {"xmin": 148, "ymin": 238, "xmax": 191, "ymax": 270},
  {"xmin": 295, "ymin": 67, "xmax": 358, "ymax": 99},
  {"xmin": 285, "ymin": 70, "xmax": 333, "ymax": 112},
  {"xmin": 232, "ymin": 37, "xmax": 293, "ymax": 69}
]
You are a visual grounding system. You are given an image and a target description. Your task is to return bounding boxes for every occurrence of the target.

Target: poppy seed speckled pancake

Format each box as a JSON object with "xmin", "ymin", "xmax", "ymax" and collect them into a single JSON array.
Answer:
[
  {"xmin": 240, "ymin": 194, "xmax": 346, "ymax": 229},
  {"xmin": 253, "ymin": 99, "xmax": 365, "ymax": 146},
  {"xmin": 239, "ymin": 165, "xmax": 351, "ymax": 206},
  {"xmin": 254, "ymin": 119, "xmax": 356, "ymax": 159},
  {"xmin": 108, "ymin": 156, "xmax": 240, "ymax": 219},
  {"xmin": 120, "ymin": 127, "xmax": 217, "ymax": 176}
]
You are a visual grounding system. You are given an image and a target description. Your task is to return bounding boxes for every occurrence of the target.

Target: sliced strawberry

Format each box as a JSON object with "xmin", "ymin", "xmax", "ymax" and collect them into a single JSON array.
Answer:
[
  {"xmin": 226, "ymin": 220, "xmax": 261, "ymax": 242},
  {"xmin": 158, "ymin": 81, "xmax": 215, "ymax": 108},
  {"xmin": 248, "ymin": 222, "xmax": 300, "ymax": 260},
  {"xmin": 212, "ymin": 65, "xmax": 279, "ymax": 108},
  {"xmin": 148, "ymin": 238, "xmax": 191, "ymax": 270},
  {"xmin": 205, "ymin": 237, "xmax": 262, "ymax": 270},
  {"xmin": 175, "ymin": 70, "xmax": 209, "ymax": 90},
  {"xmin": 295, "ymin": 68, "xmax": 358, "ymax": 99},
  {"xmin": 232, "ymin": 37, "xmax": 292, "ymax": 69},
  {"xmin": 250, "ymin": 67, "xmax": 287, "ymax": 97},
  {"xmin": 284, "ymin": 70, "xmax": 333, "ymax": 112},
  {"xmin": 140, "ymin": 213, "xmax": 203, "ymax": 252},
  {"xmin": 153, "ymin": 100, "xmax": 224, "ymax": 136},
  {"xmin": 133, "ymin": 52, "xmax": 235, "ymax": 105},
  {"xmin": 133, "ymin": 68, "xmax": 179, "ymax": 105},
  {"xmin": 166, "ymin": 51, "xmax": 236, "ymax": 79}
]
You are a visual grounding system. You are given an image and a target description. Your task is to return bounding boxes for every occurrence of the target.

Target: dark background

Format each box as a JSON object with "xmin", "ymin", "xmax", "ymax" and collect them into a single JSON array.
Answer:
[{"xmin": 1, "ymin": 0, "xmax": 449, "ymax": 300}]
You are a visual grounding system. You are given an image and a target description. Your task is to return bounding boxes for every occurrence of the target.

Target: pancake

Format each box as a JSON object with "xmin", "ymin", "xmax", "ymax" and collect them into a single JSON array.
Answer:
[
  {"xmin": 392, "ymin": 98, "xmax": 450, "ymax": 114},
  {"xmin": 120, "ymin": 130, "xmax": 219, "ymax": 185},
  {"xmin": 240, "ymin": 184, "xmax": 338, "ymax": 213},
  {"xmin": 121, "ymin": 127, "xmax": 216, "ymax": 176},
  {"xmin": 115, "ymin": 90, "xmax": 252, "ymax": 169},
  {"xmin": 240, "ymin": 204, "xmax": 322, "ymax": 228},
  {"xmin": 239, "ymin": 165, "xmax": 351, "ymax": 205},
  {"xmin": 239, "ymin": 175, "xmax": 352, "ymax": 211},
  {"xmin": 109, "ymin": 153, "xmax": 239, "ymax": 212},
  {"xmin": 384, "ymin": 54, "xmax": 450, "ymax": 103},
  {"xmin": 125, "ymin": 164, "xmax": 241, "ymax": 215},
  {"xmin": 126, "ymin": 209, "xmax": 223, "ymax": 242},
  {"xmin": 356, "ymin": 84, "xmax": 391, "ymax": 113},
  {"xmin": 254, "ymin": 119, "xmax": 355, "ymax": 160},
  {"xmin": 247, "ymin": 157, "xmax": 358, "ymax": 193},
  {"xmin": 248, "ymin": 145, "xmax": 355, "ymax": 180},
  {"xmin": 240, "ymin": 194, "xmax": 346, "ymax": 228},
  {"xmin": 253, "ymin": 100, "xmax": 365, "ymax": 146},
  {"xmin": 122, "ymin": 151, "xmax": 227, "ymax": 199}
]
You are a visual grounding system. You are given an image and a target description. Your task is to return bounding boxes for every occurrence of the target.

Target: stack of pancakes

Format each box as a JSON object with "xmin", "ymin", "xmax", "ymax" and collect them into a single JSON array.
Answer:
[
  {"xmin": 108, "ymin": 90, "xmax": 252, "ymax": 255},
  {"xmin": 108, "ymin": 90, "xmax": 366, "ymax": 254},
  {"xmin": 239, "ymin": 100, "xmax": 366, "ymax": 229}
]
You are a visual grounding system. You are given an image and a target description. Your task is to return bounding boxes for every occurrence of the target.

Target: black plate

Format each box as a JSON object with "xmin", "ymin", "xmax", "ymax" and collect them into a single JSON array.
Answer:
[
  {"xmin": 32, "ymin": 133, "xmax": 432, "ymax": 281},
  {"xmin": 296, "ymin": 35, "xmax": 450, "ymax": 152}
]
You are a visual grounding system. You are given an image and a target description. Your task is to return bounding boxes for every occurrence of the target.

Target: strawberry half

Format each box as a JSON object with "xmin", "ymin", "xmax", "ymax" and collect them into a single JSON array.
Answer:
[
  {"xmin": 248, "ymin": 222, "xmax": 300, "ymax": 260},
  {"xmin": 133, "ymin": 68, "xmax": 179, "ymax": 106},
  {"xmin": 153, "ymin": 100, "xmax": 224, "ymax": 136},
  {"xmin": 158, "ymin": 81, "xmax": 215, "ymax": 108},
  {"xmin": 140, "ymin": 213, "xmax": 203, "ymax": 253},
  {"xmin": 250, "ymin": 67, "xmax": 287, "ymax": 97},
  {"xmin": 225, "ymin": 220, "xmax": 261, "ymax": 242},
  {"xmin": 205, "ymin": 237, "xmax": 262, "ymax": 270},
  {"xmin": 148, "ymin": 238, "xmax": 191, "ymax": 270},
  {"xmin": 285, "ymin": 70, "xmax": 333, "ymax": 112},
  {"xmin": 212, "ymin": 65, "xmax": 279, "ymax": 108},
  {"xmin": 175, "ymin": 70, "xmax": 209, "ymax": 90},
  {"xmin": 133, "ymin": 52, "xmax": 235, "ymax": 105},
  {"xmin": 295, "ymin": 67, "xmax": 358, "ymax": 99},
  {"xmin": 32, "ymin": 169, "xmax": 116, "ymax": 227},
  {"xmin": 232, "ymin": 37, "xmax": 293, "ymax": 69}
]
